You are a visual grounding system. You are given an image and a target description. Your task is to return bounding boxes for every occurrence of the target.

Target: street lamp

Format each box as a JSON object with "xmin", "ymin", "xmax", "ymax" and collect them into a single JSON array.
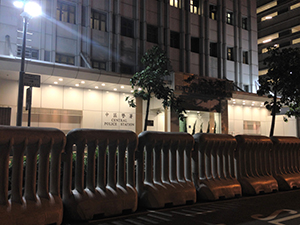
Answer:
[{"xmin": 14, "ymin": 1, "xmax": 42, "ymax": 126}]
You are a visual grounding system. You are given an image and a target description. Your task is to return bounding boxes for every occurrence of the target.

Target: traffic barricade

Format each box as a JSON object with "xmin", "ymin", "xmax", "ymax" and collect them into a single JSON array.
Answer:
[
  {"xmin": 0, "ymin": 126, "xmax": 65, "ymax": 225},
  {"xmin": 192, "ymin": 133, "xmax": 241, "ymax": 200},
  {"xmin": 271, "ymin": 136, "xmax": 300, "ymax": 190},
  {"xmin": 62, "ymin": 129, "xmax": 138, "ymax": 220},
  {"xmin": 235, "ymin": 135, "xmax": 278, "ymax": 195},
  {"xmin": 137, "ymin": 131, "xmax": 196, "ymax": 208}
]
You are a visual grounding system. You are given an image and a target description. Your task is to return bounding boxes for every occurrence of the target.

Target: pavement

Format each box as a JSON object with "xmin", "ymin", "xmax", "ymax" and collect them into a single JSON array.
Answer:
[{"xmin": 63, "ymin": 189, "xmax": 300, "ymax": 225}]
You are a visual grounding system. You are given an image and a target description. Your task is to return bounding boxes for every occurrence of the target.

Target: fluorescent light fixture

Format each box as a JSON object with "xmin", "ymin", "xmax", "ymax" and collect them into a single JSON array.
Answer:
[
  {"xmin": 265, "ymin": 16, "xmax": 272, "ymax": 19},
  {"xmin": 263, "ymin": 39, "xmax": 272, "ymax": 43}
]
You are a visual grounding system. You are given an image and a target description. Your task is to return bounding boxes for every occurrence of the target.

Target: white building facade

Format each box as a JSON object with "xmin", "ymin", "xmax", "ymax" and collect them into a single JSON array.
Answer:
[{"xmin": 0, "ymin": 0, "xmax": 296, "ymax": 136}]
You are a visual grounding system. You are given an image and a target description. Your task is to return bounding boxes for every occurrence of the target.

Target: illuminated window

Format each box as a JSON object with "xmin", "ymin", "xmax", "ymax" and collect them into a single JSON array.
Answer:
[
  {"xmin": 261, "ymin": 12, "xmax": 278, "ymax": 21},
  {"xmin": 57, "ymin": 1, "xmax": 75, "ymax": 24},
  {"xmin": 291, "ymin": 3, "xmax": 300, "ymax": 10},
  {"xmin": 91, "ymin": 10, "xmax": 106, "ymax": 31},
  {"xmin": 190, "ymin": 0, "xmax": 200, "ymax": 15},
  {"xmin": 227, "ymin": 47, "xmax": 234, "ymax": 61},
  {"xmin": 259, "ymin": 69, "xmax": 268, "ymax": 76},
  {"xmin": 257, "ymin": 1, "xmax": 277, "ymax": 14},
  {"xmin": 292, "ymin": 38, "xmax": 300, "ymax": 45},
  {"xmin": 170, "ymin": 0, "xmax": 181, "ymax": 8},
  {"xmin": 257, "ymin": 33, "xmax": 279, "ymax": 44},
  {"xmin": 226, "ymin": 11, "xmax": 233, "ymax": 25},
  {"xmin": 209, "ymin": 5, "xmax": 217, "ymax": 20},
  {"xmin": 292, "ymin": 25, "xmax": 300, "ymax": 33}
]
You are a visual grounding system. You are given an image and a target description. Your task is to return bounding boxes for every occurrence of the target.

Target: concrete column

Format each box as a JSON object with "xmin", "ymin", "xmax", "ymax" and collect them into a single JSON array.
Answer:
[
  {"xmin": 108, "ymin": 0, "xmax": 113, "ymax": 71},
  {"xmin": 180, "ymin": 0, "xmax": 185, "ymax": 72},
  {"xmin": 114, "ymin": 0, "xmax": 121, "ymax": 73},
  {"xmin": 134, "ymin": 0, "xmax": 140, "ymax": 71},
  {"xmin": 219, "ymin": 0, "xmax": 225, "ymax": 79},
  {"xmin": 199, "ymin": 0, "xmax": 205, "ymax": 76},
  {"xmin": 164, "ymin": 0, "xmax": 170, "ymax": 58},
  {"xmin": 204, "ymin": 0, "xmax": 209, "ymax": 77},
  {"xmin": 185, "ymin": 0, "xmax": 191, "ymax": 73},
  {"xmin": 140, "ymin": 0, "xmax": 146, "ymax": 56},
  {"xmin": 158, "ymin": 0, "xmax": 164, "ymax": 49}
]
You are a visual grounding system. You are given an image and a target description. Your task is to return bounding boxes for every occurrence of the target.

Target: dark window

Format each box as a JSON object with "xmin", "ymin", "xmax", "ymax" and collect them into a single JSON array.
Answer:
[
  {"xmin": 17, "ymin": 46, "xmax": 39, "ymax": 60},
  {"xmin": 210, "ymin": 42, "xmax": 218, "ymax": 57},
  {"xmin": 278, "ymin": 7, "xmax": 288, "ymax": 15},
  {"xmin": 244, "ymin": 85, "xmax": 249, "ymax": 92},
  {"xmin": 242, "ymin": 17, "xmax": 248, "ymax": 30},
  {"xmin": 243, "ymin": 51, "xmax": 248, "ymax": 64},
  {"xmin": 121, "ymin": 17, "xmax": 134, "ymax": 38},
  {"xmin": 0, "ymin": 107, "xmax": 11, "ymax": 125},
  {"xmin": 120, "ymin": 63, "xmax": 134, "ymax": 74},
  {"xmin": 55, "ymin": 53, "xmax": 75, "ymax": 65},
  {"xmin": 209, "ymin": 5, "xmax": 217, "ymax": 20},
  {"xmin": 92, "ymin": 60, "xmax": 106, "ymax": 70},
  {"xmin": 81, "ymin": 6, "xmax": 86, "ymax": 26},
  {"xmin": 280, "ymin": 41, "xmax": 290, "ymax": 47},
  {"xmin": 44, "ymin": 51, "xmax": 51, "ymax": 62},
  {"xmin": 46, "ymin": 0, "xmax": 52, "ymax": 17},
  {"xmin": 190, "ymin": 0, "xmax": 200, "ymax": 14},
  {"xmin": 227, "ymin": 47, "xmax": 234, "ymax": 61},
  {"xmin": 170, "ymin": 31, "xmax": 180, "ymax": 49},
  {"xmin": 56, "ymin": 1, "xmax": 76, "ymax": 24},
  {"xmin": 147, "ymin": 24, "xmax": 158, "ymax": 44},
  {"xmin": 226, "ymin": 11, "xmax": 234, "ymax": 25},
  {"xmin": 279, "ymin": 29, "xmax": 291, "ymax": 37},
  {"xmin": 91, "ymin": 10, "xmax": 106, "ymax": 31},
  {"xmin": 191, "ymin": 37, "xmax": 200, "ymax": 53}
]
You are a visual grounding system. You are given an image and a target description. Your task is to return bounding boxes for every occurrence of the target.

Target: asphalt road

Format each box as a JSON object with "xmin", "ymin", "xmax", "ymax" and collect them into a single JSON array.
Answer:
[{"xmin": 64, "ymin": 189, "xmax": 300, "ymax": 225}]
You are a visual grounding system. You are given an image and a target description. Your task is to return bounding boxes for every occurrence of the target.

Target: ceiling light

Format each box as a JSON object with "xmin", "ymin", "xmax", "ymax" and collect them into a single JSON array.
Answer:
[
  {"xmin": 54, "ymin": 81, "xmax": 58, "ymax": 84},
  {"xmin": 95, "ymin": 86, "xmax": 99, "ymax": 89},
  {"xmin": 138, "ymin": 88, "xmax": 142, "ymax": 91},
  {"xmin": 113, "ymin": 88, "xmax": 117, "ymax": 91},
  {"xmin": 75, "ymin": 84, "xmax": 79, "ymax": 87},
  {"xmin": 59, "ymin": 78, "xmax": 63, "ymax": 81},
  {"xmin": 102, "ymin": 83, "xmax": 105, "ymax": 86},
  {"xmin": 81, "ymin": 81, "xmax": 85, "ymax": 84},
  {"xmin": 265, "ymin": 16, "xmax": 272, "ymax": 20},
  {"xmin": 263, "ymin": 39, "xmax": 272, "ymax": 43},
  {"xmin": 121, "ymin": 86, "xmax": 124, "ymax": 89}
]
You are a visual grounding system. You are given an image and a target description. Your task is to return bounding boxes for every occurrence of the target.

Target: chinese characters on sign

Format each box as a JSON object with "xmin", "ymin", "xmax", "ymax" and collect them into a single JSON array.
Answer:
[{"xmin": 103, "ymin": 112, "xmax": 135, "ymax": 130}]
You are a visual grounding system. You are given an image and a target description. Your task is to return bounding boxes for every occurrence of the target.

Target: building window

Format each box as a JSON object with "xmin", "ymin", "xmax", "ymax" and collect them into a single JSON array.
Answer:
[
  {"xmin": 280, "ymin": 41, "xmax": 290, "ymax": 47},
  {"xmin": 261, "ymin": 12, "xmax": 278, "ymax": 21},
  {"xmin": 291, "ymin": 3, "xmax": 300, "ymax": 10},
  {"xmin": 170, "ymin": 0, "xmax": 181, "ymax": 8},
  {"xmin": 226, "ymin": 11, "xmax": 233, "ymax": 25},
  {"xmin": 292, "ymin": 38, "xmax": 300, "ymax": 45},
  {"xmin": 210, "ymin": 42, "xmax": 218, "ymax": 57},
  {"xmin": 147, "ymin": 24, "xmax": 158, "ymax": 44},
  {"xmin": 209, "ymin": 5, "xmax": 217, "ymax": 20},
  {"xmin": 56, "ymin": 1, "xmax": 76, "ymax": 24},
  {"xmin": 170, "ymin": 31, "xmax": 180, "ymax": 49},
  {"xmin": 190, "ymin": 0, "xmax": 200, "ymax": 15},
  {"xmin": 257, "ymin": 1, "xmax": 277, "ymax": 14},
  {"xmin": 17, "ymin": 46, "xmax": 39, "ymax": 60},
  {"xmin": 120, "ymin": 63, "xmax": 134, "ymax": 74},
  {"xmin": 242, "ymin": 17, "xmax": 248, "ymax": 30},
  {"xmin": 45, "ymin": 0, "xmax": 52, "ymax": 17},
  {"xmin": 55, "ymin": 53, "xmax": 75, "ymax": 65},
  {"xmin": 91, "ymin": 10, "xmax": 106, "ymax": 31},
  {"xmin": 243, "ymin": 51, "xmax": 249, "ymax": 64},
  {"xmin": 243, "ymin": 85, "xmax": 249, "ymax": 92},
  {"xmin": 44, "ymin": 51, "xmax": 51, "ymax": 62},
  {"xmin": 191, "ymin": 37, "xmax": 199, "ymax": 53},
  {"xmin": 121, "ymin": 17, "xmax": 134, "ymax": 38},
  {"xmin": 227, "ymin": 47, "xmax": 234, "ymax": 61},
  {"xmin": 92, "ymin": 60, "xmax": 106, "ymax": 70}
]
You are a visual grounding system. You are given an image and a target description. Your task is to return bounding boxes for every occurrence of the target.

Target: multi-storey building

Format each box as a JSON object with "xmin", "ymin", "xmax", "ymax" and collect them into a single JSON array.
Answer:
[
  {"xmin": 0, "ymin": 0, "xmax": 296, "ymax": 136},
  {"xmin": 257, "ymin": 0, "xmax": 300, "ymax": 75}
]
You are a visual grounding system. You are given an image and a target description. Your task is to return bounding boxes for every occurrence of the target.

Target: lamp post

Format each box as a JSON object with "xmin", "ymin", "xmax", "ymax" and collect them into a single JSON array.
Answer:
[{"xmin": 14, "ymin": 1, "xmax": 42, "ymax": 126}]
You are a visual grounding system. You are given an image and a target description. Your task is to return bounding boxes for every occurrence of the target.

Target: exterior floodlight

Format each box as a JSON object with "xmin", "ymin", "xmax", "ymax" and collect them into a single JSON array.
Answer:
[
  {"xmin": 24, "ymin": 2, "xmax": 42, "ymax": 17},
  {"xmin": 13, "ymin": 1, "xmax": 24, "ymax": 8}
]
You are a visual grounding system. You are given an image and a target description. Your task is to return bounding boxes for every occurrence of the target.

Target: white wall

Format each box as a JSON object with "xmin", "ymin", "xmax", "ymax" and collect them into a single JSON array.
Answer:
[
  {"xmin": 0, "ymin": 79, "xmax": 136, "ymax": 132},
  {"xmin": 228, "ymin": 104, "xmax": 297, "ymax": 137}
]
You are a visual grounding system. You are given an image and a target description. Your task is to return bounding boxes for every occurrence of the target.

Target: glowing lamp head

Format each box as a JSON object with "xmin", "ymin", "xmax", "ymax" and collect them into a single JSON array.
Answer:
[{"xmin": 14, "ymin": 1, "xmax": 42, "ymax": 18}]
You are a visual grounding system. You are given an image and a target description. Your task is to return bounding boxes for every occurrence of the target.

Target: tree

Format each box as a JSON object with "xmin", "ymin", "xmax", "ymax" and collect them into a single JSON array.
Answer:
[
  {"xmin": 257, "ymin": 47, "xmax": 300, "ymax": 137},
  {"xmin": 126, "ymin": 46, "xmax": 184, "ymax": 131}
]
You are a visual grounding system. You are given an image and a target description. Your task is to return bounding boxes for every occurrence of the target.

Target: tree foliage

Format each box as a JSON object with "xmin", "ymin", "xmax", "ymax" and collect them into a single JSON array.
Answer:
[
  {"xmin": 126, "ymin": 46, "xmax": 184, "ymax": 131},
  {"xmin": 257, "ymin": 47, "xmax": 300, "ymax": 136}
]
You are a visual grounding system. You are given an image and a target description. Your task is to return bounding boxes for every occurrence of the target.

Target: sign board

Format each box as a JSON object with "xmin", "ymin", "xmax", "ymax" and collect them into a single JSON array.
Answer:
[{"xmin": 24, "ymin": 73, "xmax": 40, "ymax": 87}]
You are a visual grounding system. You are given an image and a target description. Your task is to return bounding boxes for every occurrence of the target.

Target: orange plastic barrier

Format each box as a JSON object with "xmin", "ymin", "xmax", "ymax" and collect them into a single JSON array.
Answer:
[
  {"xmin": 137, "ymin": 131, "xmax": 196, "ymax": 208},
  {"xmin": 192, "ymin": 133, "xmax": 241, "ymax": 200},
  {"xmin": 271, "ymin": 136, "xmax": 300, "ymax": 190},
  {"xmin": 235, "ymin": 135, "xmax": 278, "ymax": 195},
  {"xmin": 62, "ymin": 129, "xmax": 138, "ymax": 220},
  {"xmin": 0, "ymin": 126, "xmax": 65, "ymax": 225}
]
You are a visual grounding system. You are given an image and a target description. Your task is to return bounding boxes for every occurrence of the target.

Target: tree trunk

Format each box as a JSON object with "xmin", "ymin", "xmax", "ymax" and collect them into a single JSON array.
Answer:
[
  {"xmin": 269, "ymin": 90, "xmax": 277, "ymax": 137},
  {"xmin": 144, "ymin": 95, "xmax": 151, "ymax": 131}
]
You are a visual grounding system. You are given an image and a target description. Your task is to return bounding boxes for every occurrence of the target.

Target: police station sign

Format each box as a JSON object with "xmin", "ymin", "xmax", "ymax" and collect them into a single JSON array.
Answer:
[{"xmin": 103, "ymin": 112, "xmax": 135, "ymax": 130}]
